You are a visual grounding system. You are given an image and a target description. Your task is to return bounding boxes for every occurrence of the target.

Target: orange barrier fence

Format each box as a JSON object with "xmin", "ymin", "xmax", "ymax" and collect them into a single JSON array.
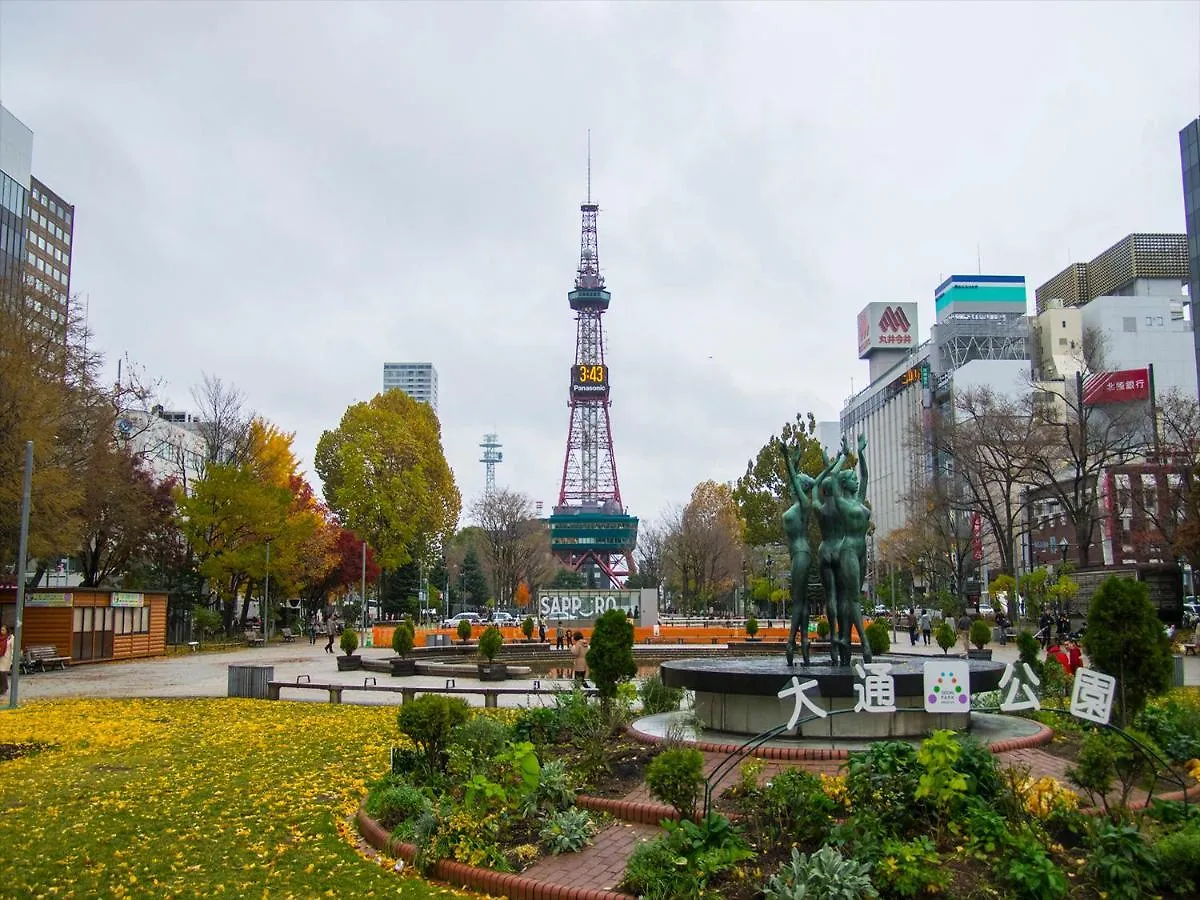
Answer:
[{"xmin": 371, "ymin": 623, "xmax": 864, "ymax": 648}]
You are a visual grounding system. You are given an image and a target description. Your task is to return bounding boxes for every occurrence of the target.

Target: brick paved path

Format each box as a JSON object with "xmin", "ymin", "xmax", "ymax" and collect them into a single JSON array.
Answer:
[{"xmin": 520, "ymin": 821, "xmax": 659, "ymax": 891}]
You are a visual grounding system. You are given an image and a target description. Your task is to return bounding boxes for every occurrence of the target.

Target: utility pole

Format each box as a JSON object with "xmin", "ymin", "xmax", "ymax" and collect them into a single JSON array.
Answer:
[
  {"xmin": 361, "ymin": 541, "xmax": 367, "ymax": 633},
  {"xmin": 264, "ymin": 541, "xmax": 271, "ymax": 641}
]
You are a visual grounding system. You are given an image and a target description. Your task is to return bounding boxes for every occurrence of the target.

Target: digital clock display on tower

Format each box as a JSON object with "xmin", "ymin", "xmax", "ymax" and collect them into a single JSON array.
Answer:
[{"xmin": 571, "ymin": 364, "xmax": 609, "ymax": 394}]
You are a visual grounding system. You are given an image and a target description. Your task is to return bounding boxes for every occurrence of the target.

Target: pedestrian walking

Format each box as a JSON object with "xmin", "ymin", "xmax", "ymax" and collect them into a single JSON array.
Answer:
[
  {"xmin": 906, "ymin": 610, "xmax": 918, "ymax": 646},
  {"xmin": 571, "ymin": 631, "xmax": 589, "ymax": 686},
  {"xmin": 555, "ymin": 625, "xmax": 563, "ymax": 650},
  {"xmin": 0, "ymin": 625, "xmax": 12, "ymax": 697},
  {"xmin": 919, "ymin": 610, "xmax": 932, "ymax": 646},
  {"xmin": 538, "ymin": 619, "xmax": 546, "ymax": 643},
  {"xmin": 325, "ymin": 617, "xmax": 337, "ymax": 654}
]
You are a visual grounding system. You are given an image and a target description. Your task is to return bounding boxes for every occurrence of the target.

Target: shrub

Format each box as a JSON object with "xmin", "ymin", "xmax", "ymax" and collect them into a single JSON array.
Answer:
[
  {"xmin": 339, "ymin": 627, "xmax": 359, "ymax": 655},
  {"xmin": 745, "ymin": 615, "xmax": 759, "ymax": 637},
  {"xmin": 763, "ymin": 845, "xmax": 879, "ymax": 900},
  {"xmin": 447, "ymin": 715, "xmax": 513, "ymax": 772},
  {"xmin": 934, "ymin": 620, "xmax": 957, "ymax": 654},
  {"xmin": 456, "ymin": 617, "xmax": 472, "ymax": 643},
  {"xmin": 527, "ymin": 758, "xmax": 576, "ymax": 813},
  {"xmin": 735, "ymin": 757, "xmax": 765, "ymax": 797},
  {"xmin": 1068, "ymin": 728, "xmax": 1162, "ymax": 814},
  {"xmin": 1135, "ymin": 697, "xmax": 1200, "ymax": 762},
  {"xmin": 587, "ymin": 609, "xmax": 636, "ymax": 701},
  {"xmin": 477, "ymin": 624, "xmax": 503, "ymax": 662},
  {"xmin": 914, "ymin": 730, "xmax": 967, "ymax": 819},
  {"xmin": 816, "ymin": 617, "xmax": 830, "ymax": 639},
  {"xmin": 864, "ymin": 620, "xmax": 890, "ymax": 656},
  {"xmin": 397, "ymin": 695, "xmax": 471, "ymax": 771},
  {"xmin": 391, "ymin": 619, "xmax": 414, "ymax": 658},
  {"xmin": 844, "ymin": 740, "xmax": 921, "ymax": 834},
  {"xmin": 1154, "ymin": 821, "xmax": 1200, "ymax": 896},
  {"xmin": 513, "ymin": 706, "xmax": 561, "ymax": 746},
  {"xmin": 872, "ymin": 835, "xmax": 950, "ymax": 897},
  {"xmin": 952, "ymin": 735, "xmax": 1004, "ymax": 801},
  {"xmin": 521, "ymin": 616, "xmax": 535, "ymax": 640},
  {"xmin": 639, "ymin": 675, "xmax": 684, "ymax": 715},
  {"xmin": 366, "ymin": 781, "xmax": 432, "ymax": 834},
  {"xmin": 622, "ymin": 834, "xmax": 687, "ymax": 899},
  {"xmin": 539, "ymin": 807, "xmax": 595, "ymax": 855},
  {"xmin": 1083, "ymin": 820, "xmax": 1161, "ymax": 900},
  {"xmin": 1002, "ymin": 847, "xmax": 1068, "ymax": 899},
  {"xmin": 756, "ymin": 768, "xmax": 836, "ymax": 845},
  {"xmin": 1017, "ymin": 629, "xmax": 1043, "ymax": 676},
  {"xmin": 1083, "ymin": 575, "xmax": 1174, "ymax": 726},
  {"xmin": 645, "ymin": 747, "xmax": 705, "ymax": 820},
  {"xmin": 969, "ymin": 618, "xmax": 992, "ymax": 649}
]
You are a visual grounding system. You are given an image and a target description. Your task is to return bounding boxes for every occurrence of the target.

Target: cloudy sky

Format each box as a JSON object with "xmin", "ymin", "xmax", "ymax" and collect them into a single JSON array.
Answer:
[{"xmin": 2, "ymin": 1, "xmax": 1198, "ymax": 526}]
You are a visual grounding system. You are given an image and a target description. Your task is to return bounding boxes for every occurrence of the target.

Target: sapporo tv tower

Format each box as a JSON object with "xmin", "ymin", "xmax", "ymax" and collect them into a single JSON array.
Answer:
[{"xmin": 548, "ymin": 144, "xmax": 638, "ymax": 588}]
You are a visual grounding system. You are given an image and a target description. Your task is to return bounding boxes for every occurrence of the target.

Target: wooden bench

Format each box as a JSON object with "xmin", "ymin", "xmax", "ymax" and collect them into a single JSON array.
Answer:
[
  {"xmin": 1184, "ymin": 643, "xmax": 1197, "ymax": 656},
  {"xmin": 280, "ymin": 628, "xmax": 296, "ymax": 643},
  {"xmin": 186, "ymin": 641, "xmax": 201, "ymax": 652},
  {"xmin": 244, "ymin": 631, "xmax": 265, "ymax": 647},
  {"xmin": 22, "ymin": 645, "xmax": 70, "ymax": 672}
]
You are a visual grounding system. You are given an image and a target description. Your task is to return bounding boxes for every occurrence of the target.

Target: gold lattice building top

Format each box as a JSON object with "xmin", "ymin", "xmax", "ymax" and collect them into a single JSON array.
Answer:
[{"xmin": 1034, "ymin": 233, "xmax": 1189, "ymax": 313}]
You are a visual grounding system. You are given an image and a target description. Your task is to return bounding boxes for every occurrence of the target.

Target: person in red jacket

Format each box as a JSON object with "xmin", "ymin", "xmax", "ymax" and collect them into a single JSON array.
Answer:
[
  {"xmin": 1066, "ymin": 641, "xmax": 1083, "ymax": 675},
  {"xmin": 1046, "ymin": 643, "xmax": 1070, "ymax": 675}
]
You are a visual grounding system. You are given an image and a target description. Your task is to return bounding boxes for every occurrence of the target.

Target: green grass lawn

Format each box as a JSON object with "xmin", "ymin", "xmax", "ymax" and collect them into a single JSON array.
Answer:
[{"xmin": 0, "ymin": 698, "xmax": 476, "ymax": 898}]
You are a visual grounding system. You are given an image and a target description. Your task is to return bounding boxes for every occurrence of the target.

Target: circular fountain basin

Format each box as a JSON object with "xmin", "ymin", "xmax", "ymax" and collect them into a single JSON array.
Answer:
[{"xmin": 660, "ymin": 654, "xmax": 1006, "ymax": 739}]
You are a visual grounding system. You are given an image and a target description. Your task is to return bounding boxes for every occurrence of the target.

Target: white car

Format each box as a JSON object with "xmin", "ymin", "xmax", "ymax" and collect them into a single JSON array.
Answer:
[
  {"xmin": 442, "ymin": 612, "xmax": 482, "ymax": 629},
  {"xmin": 490, "ymin": 612, "xmax": 517, "ymax": 626}
]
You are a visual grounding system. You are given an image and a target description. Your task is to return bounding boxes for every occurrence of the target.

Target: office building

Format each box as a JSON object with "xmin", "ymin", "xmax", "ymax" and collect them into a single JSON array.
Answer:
[
  {"xmin": 382, "ymin": 362, "xmax": 438, "ymax": 413},
  {"xmin": 0, "ymin": 104, "xmax": 74, "ymax": 343},
  {"xmin": 1035, "ymin": 233, "xmax": 1188, "ymax": 313},
  {"xmin": 0, "ymin": 105, "xmax": 33, "ymax": 290},
  {"xmin": 1181, "ymin": 118, "xmax": 1200, "ymax": 393}
]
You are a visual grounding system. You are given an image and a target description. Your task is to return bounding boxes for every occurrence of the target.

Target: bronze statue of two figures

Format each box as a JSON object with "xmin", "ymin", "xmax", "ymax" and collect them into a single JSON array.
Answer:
[{"xmin": 780, "ymin": 434, "xmax": 872, "ymax": 668}]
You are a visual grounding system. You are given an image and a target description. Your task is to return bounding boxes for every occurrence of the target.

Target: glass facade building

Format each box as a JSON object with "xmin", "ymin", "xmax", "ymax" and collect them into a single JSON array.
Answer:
[{"xmin": 1181, "ymin": 118, "xmax": 1200, "ymax": 393}]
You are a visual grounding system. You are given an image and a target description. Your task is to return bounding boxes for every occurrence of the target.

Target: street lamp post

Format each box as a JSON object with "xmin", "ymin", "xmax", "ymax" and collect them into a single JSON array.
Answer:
[{"xmin": 264, "ymin": 540, "xmax": 271, "ymax": 641}]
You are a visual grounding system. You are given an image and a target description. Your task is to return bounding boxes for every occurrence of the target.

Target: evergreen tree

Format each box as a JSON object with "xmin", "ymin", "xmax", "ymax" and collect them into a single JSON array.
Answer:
[
  {"xmin": 460, "ymin": 545, "xmax": 490, "ymax": 610},
  {"xmin": 1082, "ymin": 576, "xmax": 1173, "ymax": 726},
  {"xmin": 587, "ymin": 608, "xmax": 637, "ymax": 703}
]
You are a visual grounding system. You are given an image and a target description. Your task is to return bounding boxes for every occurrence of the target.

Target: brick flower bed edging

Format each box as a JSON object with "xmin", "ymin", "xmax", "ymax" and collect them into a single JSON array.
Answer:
[
  {"xmin": 356, "ymin": 806, "xmax": 635, "ymax": 900},
  {"xmin": 575, "ymin": 792, "xmax": 678, "ymax": 826},
  {"xmin": 626, "ymin": 718, "xmax": 1055, "ymax": 760}
]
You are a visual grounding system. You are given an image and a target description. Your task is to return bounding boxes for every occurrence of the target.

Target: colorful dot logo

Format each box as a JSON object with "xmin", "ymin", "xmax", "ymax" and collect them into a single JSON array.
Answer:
[{"xmin": 928, "ymin": 671, "xmax": 965, "ymax": 706}]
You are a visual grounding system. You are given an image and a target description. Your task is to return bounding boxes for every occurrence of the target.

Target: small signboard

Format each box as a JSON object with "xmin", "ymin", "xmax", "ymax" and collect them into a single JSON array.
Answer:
[
  {"xmin": 923, "ymin": 660, "xmax": 971, "ymax": 712},
  {"xmin": 111, "ymin": 592, "xmax": 145, "ymax": 608},
  {"xmin": 26, "ymin": 592, "xmax": 73, "ymax": 607}
]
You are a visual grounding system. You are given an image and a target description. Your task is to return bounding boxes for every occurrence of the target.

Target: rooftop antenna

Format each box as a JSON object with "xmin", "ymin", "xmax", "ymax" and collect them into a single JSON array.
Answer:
[
  {"xmin": 479, "ymin": 433, "xmax": 503, "ymax": 495},
  {"xmin": 587, "ymin": 129, "xmax": 592, "ymax": 204},
  {"xmin": 977, "ymin": 244, "xmax": 982, "ymax": 275}
]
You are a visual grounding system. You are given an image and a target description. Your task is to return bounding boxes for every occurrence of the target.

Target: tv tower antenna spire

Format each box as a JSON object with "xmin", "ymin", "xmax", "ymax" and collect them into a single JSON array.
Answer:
[{"xmin": 548, "ymin": 139, "xmax": 638, "ymax": 588}]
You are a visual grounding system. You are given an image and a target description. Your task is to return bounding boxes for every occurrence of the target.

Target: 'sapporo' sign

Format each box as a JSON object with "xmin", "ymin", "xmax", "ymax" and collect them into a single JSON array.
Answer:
[{"xmin": 537, "ymin": 589, "xmax": 639, "ymax": 620}]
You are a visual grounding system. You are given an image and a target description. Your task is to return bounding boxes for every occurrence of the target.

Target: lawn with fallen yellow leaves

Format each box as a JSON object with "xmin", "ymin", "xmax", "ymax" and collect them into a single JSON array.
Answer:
[{"xmin": 0, "ymin": 698, "xmax": 479, "ymax": 898}]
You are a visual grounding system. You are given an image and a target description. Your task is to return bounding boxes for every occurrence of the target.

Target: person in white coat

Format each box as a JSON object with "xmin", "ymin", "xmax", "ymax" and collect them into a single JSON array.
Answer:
[{"xmin": 0, "ymin": 625, "xmax": 13, "ymax": 696}]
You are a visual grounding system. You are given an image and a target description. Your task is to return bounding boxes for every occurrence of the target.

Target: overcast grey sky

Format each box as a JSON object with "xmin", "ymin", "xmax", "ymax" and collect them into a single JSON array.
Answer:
[{"xmin": 2, "ymin": 0, "xmax": 1198, "ymax": 526}]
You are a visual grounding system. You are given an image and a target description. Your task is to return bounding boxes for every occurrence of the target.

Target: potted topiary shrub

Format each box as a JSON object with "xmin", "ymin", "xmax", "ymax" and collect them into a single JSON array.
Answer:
[
  {"xmin": 816, "ymin": 617, "xmax": 830, "ymax": 642},
  {"xmin": 865, "ymin": 619, "xmax": 891, "ymax": 656},
  {"xmin": 745, "ymin": 616, "xmax": 759, "ymax": 641},
  {"xmin": 476, "ymin": 624, "xmax": 506, "ymax": 681},
  {"xmin": 934, "ymin": 619, "xmax": 957, "ymax": 655},
  {"xmin": 968, "ymin": 618, "xmax": 993, "ymax": 660},
  {"xmin": 337, "ymin": 627, "xmax": 361, "ymax": 671},
  {"xmin": 390, "ymin": 619, "xmax": 416, "ymax": 676},
  {"xmin": 456, "ymin": 617, "xmax": 473, "ymax": 645},
  {"xmin": 521, "ymin": 616, "xmax": 535, "ymax": 643}
]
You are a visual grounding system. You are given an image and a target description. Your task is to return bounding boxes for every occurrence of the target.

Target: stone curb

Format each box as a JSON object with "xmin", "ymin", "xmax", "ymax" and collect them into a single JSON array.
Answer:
[
  {"xmin": 356, "ymin": 806, "xmax": 635, "ymax": 900},
  {"xmin": 626, "ymin": 718, "xmax": 1055, "ymax": 760}
]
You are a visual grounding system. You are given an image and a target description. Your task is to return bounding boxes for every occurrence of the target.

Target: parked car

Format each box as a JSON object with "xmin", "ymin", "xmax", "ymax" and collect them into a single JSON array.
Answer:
[
  {"xmin": 441, "ymin": 612, "xmax": 483, "ymax": 629},
  {"xmin": 977, "ymin": 602, "xmax": 996, "ymax": 618},
  {"xmin": 490, "ymin": 612, "xmax": 516, "ymax": 625},
  {"xmin": 1183, "ymin": 601, "xmax": 1200, "ymax": 628}
]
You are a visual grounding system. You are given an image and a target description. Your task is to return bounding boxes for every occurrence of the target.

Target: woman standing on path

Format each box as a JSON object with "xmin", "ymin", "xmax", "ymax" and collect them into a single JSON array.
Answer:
[{"xmin": 571, "ymin": 631, "xmax": 588, "ymax": 686}]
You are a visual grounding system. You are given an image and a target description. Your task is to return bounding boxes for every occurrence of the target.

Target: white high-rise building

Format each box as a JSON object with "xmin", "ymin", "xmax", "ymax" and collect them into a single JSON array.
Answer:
[{"xmin": 382, "ymin": 362, "xmax": 438, "ymax": 413}]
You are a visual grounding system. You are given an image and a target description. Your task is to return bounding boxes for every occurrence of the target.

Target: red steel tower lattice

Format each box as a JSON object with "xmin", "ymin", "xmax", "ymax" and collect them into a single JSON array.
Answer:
[{"xmin": 550, "ymin": 171, "xmax": 637, "ymax": 586}]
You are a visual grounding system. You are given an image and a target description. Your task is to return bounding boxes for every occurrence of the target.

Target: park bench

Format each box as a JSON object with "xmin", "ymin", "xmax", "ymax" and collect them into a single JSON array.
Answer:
[
  {"xmin": 22, "ymin": 645, "xmax": 70, "ymax": 672},
  {"xmin": 265, "ymin": 677, "xmax": 598, "ymax": 706},
  {"xmin": 280, "ymin": 628, "xmax": 296, "ymax": 643},
  {"xmin": 244, "ymin": 630, "xmax": 265, "ymax": 647},
  {"xmin": 1184, "ymin": 642, "xmax": 1197, "ymax": 656}
]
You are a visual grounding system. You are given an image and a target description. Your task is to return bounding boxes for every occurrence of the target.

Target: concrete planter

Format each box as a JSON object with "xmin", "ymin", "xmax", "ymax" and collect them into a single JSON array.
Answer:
[
  {"xmin": 336, "ymin": 654, "xmax": 362, "ymax": 672},
  {"xmin": 477, "ymin": 662, "xmax": 508, "ymax": 682},
  {"xmin": 968, "ymin": 648, "xmax": 993, "ymax": 661},
  {"xmin": 390, "ymin": 658, "xmax": 416, "ymax": 677}
]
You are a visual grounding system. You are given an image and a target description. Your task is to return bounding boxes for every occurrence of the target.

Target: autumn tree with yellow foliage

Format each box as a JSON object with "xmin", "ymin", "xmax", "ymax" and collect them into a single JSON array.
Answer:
[{"xmin": 315, "ymin": 390, "xmax": 461, "ymax": 572}]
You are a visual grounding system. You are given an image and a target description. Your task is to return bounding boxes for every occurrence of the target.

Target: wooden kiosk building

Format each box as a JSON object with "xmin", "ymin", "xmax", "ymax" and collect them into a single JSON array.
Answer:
[{"xmin": 0, "ymin": 588, "xmax": 168, "ymax": 665}]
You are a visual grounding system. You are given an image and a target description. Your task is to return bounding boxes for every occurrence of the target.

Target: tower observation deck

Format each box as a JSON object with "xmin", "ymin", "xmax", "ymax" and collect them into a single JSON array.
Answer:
[{"xmin": 548, "ymin": 160, "xmax": 637, "ymax": 587}]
